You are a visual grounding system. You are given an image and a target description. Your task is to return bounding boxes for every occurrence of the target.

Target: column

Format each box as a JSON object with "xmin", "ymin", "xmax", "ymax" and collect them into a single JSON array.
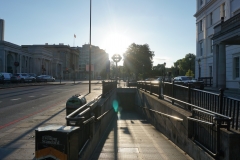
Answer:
[
  {"xmin": 218, "ymin": 43, "xmax": 226, "ymax": 88},
  {"xmin": 213, "ymin": 44, "xmax": 218, "ymax": 87}
]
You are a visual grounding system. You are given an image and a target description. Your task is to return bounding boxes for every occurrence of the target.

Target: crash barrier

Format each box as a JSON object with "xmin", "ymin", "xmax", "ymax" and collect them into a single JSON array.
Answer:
[
  {"xmin": 137, "ymin": 81, "xmax": 240, "ymax": 131},
  {"xmin": 198, "ymin": 77, "xmax": 213, "ymax": 86},
  {"xmin": 102, "ymin": 81, "xmax": 117, "ymax": 97},
  {"xmin": 66, "ymin": 94, "xmax": 87, "ymax": 116}
]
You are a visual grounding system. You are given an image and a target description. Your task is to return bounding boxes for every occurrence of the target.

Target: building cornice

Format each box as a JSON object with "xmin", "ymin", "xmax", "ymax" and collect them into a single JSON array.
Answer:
[{"xmin": 194, "ymin": 0, "xmax": 217, "ymax": 18}]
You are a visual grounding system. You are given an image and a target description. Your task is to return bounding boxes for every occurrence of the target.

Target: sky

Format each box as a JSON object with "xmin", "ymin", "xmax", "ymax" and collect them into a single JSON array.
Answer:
[{"xmin": 0, "ymin": 0, "xmax": 196, "ymax": 68}]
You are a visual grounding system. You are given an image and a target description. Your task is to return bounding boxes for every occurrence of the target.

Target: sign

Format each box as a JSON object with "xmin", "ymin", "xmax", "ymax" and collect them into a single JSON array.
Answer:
[{"xmin": 86, "ymin": 65, "xmax": 94, "ymax": 71}]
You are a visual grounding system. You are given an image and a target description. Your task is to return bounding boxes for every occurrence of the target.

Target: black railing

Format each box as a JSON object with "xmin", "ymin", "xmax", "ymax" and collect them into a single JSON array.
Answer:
[
  {"xmin": 137, "ymin": 81, "xmax": 240, "ymax": 130},
  {"xmin": 198, "ymin": 77, "xmax": 213, "ymax": 86},
  {"xmin": 102, "ymin": 81, "xmax": 117, "ymax": 97}
]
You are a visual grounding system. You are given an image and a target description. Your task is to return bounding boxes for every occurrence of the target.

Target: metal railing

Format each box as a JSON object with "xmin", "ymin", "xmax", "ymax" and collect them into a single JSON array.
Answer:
[
  {"xmin": 198, "ymin": 77, "xmax": 213, "ymax": 86},
  {"xmin": 102, "ymin": 81, "xmax": 117, "ymax": 97},
  {"xmin": 137, "ymin": 81, "xmax": 240, "ymax": 131}
]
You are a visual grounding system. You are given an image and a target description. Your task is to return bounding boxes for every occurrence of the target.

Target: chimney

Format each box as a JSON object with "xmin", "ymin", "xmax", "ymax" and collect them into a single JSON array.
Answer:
[{"xmin": 0, "ymin": 19, "xmax": 4, "ymax": 41}]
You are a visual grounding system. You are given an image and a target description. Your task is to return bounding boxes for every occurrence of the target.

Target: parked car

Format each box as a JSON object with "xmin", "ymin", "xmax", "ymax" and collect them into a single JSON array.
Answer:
[
  {"xmin": 36, "ymin": 75, "xmax": 55, "ymax": 82},
  {"xmin": 0, "ymin": 72, "xmax": 12, "ymax": 83},
  {"xmin": 173, "ymin": 76, "xmax": 204, "ymax": 89},
  {"xmin": 10, "ymin": 73, "xmax": 32, "ymax": 83},
  {"xmin": 0, "ymin": 73, "xmax": 4, "ymax": 84},
  {"xmin": 28, "ymin": 73, "xmax": 37, "ymax": 82}
]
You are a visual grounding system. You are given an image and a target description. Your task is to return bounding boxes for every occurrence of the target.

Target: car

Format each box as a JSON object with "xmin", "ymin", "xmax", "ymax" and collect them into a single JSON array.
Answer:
[
  {"xmin": 173, "ymin": 76, "xmax": 204, "ymax": 89},
  {"xmin": 28, "ymin": 73, "xmax": 37, "ymax": 82},
  {"xmin": 10, "ymin": 73, "xmax": 32, "ymax": 83},
  {"xmin": 36, "ymin": 75, "xmax": 55, "ymax": 82},
  {"xmin": 0, "ymin": 72, "xmax": 12, "ymax": 84}
]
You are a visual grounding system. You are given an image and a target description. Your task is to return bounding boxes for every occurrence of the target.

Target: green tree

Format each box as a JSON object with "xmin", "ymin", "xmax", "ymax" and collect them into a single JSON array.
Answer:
[
  {"xmin": 123, "ymin": 43, "xmax": 154, "ymax": 79},
  {"xmin": 173, "ymin": 53, "xmax": 195, "ymax": 76}
]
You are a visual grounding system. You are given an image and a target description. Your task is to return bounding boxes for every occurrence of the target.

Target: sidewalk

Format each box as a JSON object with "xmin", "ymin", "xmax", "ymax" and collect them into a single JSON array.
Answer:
[
  {"xmin": 0, "ymin": 90, "xmax": 102, "ymax": 160},
  {"xmin": 204, "ymin": 86, "xmax": 240, "ymax": 100}
]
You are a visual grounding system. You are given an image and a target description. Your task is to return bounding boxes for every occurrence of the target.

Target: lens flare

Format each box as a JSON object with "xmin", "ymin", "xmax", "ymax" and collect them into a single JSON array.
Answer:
[{"xmin": 113, "ymin": 100, "xmax": 119, "ymax": 112}]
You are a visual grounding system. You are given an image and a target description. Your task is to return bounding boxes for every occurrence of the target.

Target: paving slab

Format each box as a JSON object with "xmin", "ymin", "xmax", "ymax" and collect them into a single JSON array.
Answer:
[{"xmin": 90, "ymin": 111, "xmax": 193, "ymax": 160}]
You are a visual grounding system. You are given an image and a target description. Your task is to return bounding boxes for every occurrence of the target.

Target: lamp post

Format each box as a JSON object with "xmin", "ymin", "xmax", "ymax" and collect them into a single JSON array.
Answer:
[
  {"xmin": 142, "ymin": 64, "xmax": 144, "ymax": 80},
  {"xmin": 198, "ymin": 58, "xmax": 201, "ymax": 79},
  {"xmin": 89, "ymin": 0, "xmax": 92, "ymax": 93},
  {"xmin": 189, "ymin": 54, "xmax": 192, "ymax": 74},
  {"xmin": 163, "ymin": 62, "xmax": 166, "ymax": 81}
]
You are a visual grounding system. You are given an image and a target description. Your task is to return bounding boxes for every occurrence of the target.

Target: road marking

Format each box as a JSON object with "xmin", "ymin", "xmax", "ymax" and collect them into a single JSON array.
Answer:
[
  {"xmin": 11, "ymin": 98, "xmax": 21, "ymax": 101},
  {"xmin": 29, "ymin": 96, "xmax": 35, "ymax": 97}
]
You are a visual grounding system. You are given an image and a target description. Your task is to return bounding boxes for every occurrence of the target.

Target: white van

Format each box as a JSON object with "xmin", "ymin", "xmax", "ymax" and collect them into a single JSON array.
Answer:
[{"xmin": 0, "ymin": 72, "xmax": 12, "ymax": 83}]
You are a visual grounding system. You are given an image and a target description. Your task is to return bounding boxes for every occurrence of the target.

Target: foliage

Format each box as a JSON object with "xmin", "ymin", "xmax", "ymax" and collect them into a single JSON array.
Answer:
[
  {"xmin": 172, "ymin": 53, "xmax": 196, "ymax": 77},
  {"xmin": 185, "ymin": 69, "xmax": 194, "ymax": 77},
  {"xmin": 123, "ymin": 43, "xmax": 154, "ymax": 79}
]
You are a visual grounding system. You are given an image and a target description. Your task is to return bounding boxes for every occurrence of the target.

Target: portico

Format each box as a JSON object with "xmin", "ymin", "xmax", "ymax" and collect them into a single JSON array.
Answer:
[{"xmin": 212, "ymin": 13, "xmax": 240, "ymax": 88}]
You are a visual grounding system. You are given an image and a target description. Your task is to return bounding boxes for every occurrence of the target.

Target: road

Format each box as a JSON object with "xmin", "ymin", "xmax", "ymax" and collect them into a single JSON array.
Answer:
[{"xmin": 0, "ymin": 83, "xmax": 102, "ymax": 129}]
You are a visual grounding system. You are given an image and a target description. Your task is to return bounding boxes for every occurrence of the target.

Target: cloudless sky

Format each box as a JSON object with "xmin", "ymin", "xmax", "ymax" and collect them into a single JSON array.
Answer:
[{"xmin": 0, "ymin": 0, "xmax": 196, "ymax": 67}]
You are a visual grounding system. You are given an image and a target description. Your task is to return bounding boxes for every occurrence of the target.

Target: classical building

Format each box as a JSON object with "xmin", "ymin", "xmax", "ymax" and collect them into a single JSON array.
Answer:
[
  {"xmin": 77, "ymin": 44, "xmax": 109, "ymax": 80},
  {"xmin": 194, "ymin": 0, "xmax": 240, "ymax": 88},
  {"xmin": 22, "ymin": 44, "xmax": 79, "ymax": 79}
]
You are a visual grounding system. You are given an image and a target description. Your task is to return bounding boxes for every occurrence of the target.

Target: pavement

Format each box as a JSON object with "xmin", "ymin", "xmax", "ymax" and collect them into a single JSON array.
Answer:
[{"xmin": 90, "ymin": 111, "xmax": 192, "ymax": 160}]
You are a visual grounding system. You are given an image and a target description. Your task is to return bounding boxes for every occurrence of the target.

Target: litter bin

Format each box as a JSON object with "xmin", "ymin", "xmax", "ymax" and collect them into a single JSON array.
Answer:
[
  {"xmin": 66, "ymin": 94, "xmax": 86, "ymax": 116},
  {"xmin": 35, "ymin": 125, "xmax": 80, "ymax": 160}
]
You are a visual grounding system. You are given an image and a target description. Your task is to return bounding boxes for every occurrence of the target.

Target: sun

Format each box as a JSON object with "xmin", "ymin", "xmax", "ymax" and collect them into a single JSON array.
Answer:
[{"xmin": 102, "ymin": 32, "xmax": 130, "ymax": 59}]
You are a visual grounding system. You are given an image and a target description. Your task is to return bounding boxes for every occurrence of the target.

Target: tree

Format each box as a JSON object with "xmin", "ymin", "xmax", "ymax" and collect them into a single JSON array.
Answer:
[
  {"xmin": 123, "ymin": 43, "xmax": 154, "ymax": 79},
  {"xmin": 172, "ymin": 53, "xmax": 195, "ymax": 76}
]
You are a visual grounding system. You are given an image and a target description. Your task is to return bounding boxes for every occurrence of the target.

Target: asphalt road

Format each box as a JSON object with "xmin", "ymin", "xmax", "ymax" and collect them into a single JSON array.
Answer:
[{"xmin": 0, "ymin": 83, "xmax": 102, "ymax": 128}]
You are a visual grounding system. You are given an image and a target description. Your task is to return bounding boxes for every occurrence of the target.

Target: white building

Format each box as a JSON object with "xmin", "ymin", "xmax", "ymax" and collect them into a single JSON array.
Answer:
[{"xmin": 194, "ymin": 0, "xmax": 240, "ymax": 89}]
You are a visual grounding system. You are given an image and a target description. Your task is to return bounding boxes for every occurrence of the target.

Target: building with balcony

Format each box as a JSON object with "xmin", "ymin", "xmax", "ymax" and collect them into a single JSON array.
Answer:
[{"xmin": 194, "ymin": 0, "xmax": 240, "ymax": 88}]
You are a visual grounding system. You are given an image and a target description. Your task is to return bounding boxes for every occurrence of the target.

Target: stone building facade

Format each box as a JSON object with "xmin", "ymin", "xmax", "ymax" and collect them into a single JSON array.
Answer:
[
  {"xmin": 194, "ymin": 0, "xmax": 240, "ymax": 88},
  {"xmin": 77, "ymin": 44, "xmax": 109, "ymax": 80},
  {"xmin": 0, "ymin": 41, "xmax": 79, "ymax": 80}
]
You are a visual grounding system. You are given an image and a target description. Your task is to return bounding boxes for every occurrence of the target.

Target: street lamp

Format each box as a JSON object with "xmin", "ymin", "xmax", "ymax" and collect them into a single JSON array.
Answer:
[
  {"xmin": 142, "ymin": 64, "xmax": 144, "ymax": 80},
  {"xmin": 163, "ymin": 62, "xmax": 166, "ymax": 81},
  {"xmin": 189, "ymin": 54, "xmax": 192, "ymax": 72},
  {"xmin": 198, "ymin": 58, "xmax": 201, "ymax": 79}
]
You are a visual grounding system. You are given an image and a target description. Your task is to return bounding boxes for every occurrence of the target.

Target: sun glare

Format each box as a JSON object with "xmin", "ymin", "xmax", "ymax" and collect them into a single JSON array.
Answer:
[{"xmin": 102, "ymin": 32, "xmax": 130, "ymax": 58}]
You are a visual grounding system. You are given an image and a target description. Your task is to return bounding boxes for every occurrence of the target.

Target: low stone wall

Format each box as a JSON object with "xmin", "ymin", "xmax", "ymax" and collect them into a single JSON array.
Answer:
[
  {"xmin": 135, "ymin": 90, "xmax": 214, "ymax": 160},
  {"xmin": 80, "ymin": 89, "xmax": 116, "ymax": 160}
]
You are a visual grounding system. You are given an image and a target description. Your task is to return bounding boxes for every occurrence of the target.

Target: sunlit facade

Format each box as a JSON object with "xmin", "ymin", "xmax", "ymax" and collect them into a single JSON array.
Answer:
[{"xmin": 194, "ymin": 0, "xmax": 240, "ymax": 88}]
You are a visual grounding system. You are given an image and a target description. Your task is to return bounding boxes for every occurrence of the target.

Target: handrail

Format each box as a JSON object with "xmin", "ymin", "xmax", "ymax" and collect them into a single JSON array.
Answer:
[
  {"xmin": 78, "ymin": 139, "xmax": 90, "ymax": 158},
  {"xmin": 187, "ymin": 117, "xmax": 215, "ymax": 126},
  {"xmin": 83, "ymin": 116, "xmax": 95, "ymax": 124},
  {"xmin": 96, "ymin": 108, "xmax": 113, "ymax": 121},
  {"xmin": 164, "ymin": 95, "xmax": 232, "ymax": 120},
  {"xmin": 141, "ymin": 107, "xmax": 183, "ymax": 122}
]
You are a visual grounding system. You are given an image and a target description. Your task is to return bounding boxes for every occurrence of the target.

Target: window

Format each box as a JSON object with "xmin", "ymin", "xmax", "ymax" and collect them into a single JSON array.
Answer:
[
  {"xmin": 200, "ymin": 0, "xmax": 203, "ymax": 5},
  {"xmin": 211, "ymin": 39, "xmax": 213, "ymax": 53},
  {"xmin": 199, "ymin": 20, "xmax": 203, "ymax": 32},
  {"xmin": 200, "ymin": 42, "xmax": 203, "ymax": 56},
  {"xmin": 210, "ymin": 12, "xmax": 213, "ymax": 25},
  {"xmin": 209, "ymin": 66, "xmax": 212, "ymax": 77},
  {"xmin": 235, "ymin": 57, "xmax": 239, "ymax": 78},
  {"xmin": 221, "ymin": 3, "xmax": 226, "ymax": 18}
]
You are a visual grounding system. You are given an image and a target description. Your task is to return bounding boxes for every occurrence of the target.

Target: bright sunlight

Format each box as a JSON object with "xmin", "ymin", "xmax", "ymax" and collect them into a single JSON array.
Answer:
[{"xmin": 102, "ymin": 32, "xmax": 131, "ymax": 58}]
